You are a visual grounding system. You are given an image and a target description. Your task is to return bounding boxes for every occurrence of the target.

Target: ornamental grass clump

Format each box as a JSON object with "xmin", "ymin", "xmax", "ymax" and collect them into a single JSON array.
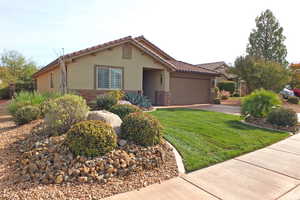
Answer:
[
  {"xmin": 45, "ymin": 94, "xmax": 89, "ymax": 135},
  {"xmin": 8, "ymin": 91, "xmax": 62, "ymax": 119},
  {"xmin": 241, "ymin": 89, "xmax": 281, "ymax": 118},
  {"xmin": 96, "ymin": 94, "xmax": 118, "ymax": 110},
  {"xmin": 121, "ymin": 112, "xmax": 163, "ymax": 146},
  {"xmin": 66, "ymin": 120, "xmax": 117, "ymax": 157}
]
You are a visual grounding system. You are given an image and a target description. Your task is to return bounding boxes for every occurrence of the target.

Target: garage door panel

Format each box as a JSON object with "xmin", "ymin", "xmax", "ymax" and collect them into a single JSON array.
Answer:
[{"xmin": 170, "ymin": 77, "xmax": 210, "ymax": 105}]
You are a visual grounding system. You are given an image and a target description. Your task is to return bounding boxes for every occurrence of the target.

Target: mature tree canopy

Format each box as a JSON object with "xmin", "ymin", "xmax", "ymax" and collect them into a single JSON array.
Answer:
[
  {"xmin": 246, "ymin": 9, "xmax": 288, "ymax": 65},
  {"xmin": 231, "ymin": 56, "xmax": 291, "ymax": 92},
  {"xmin": 0, "ymin": 50, "xmax": 37, "ymax": 86}
]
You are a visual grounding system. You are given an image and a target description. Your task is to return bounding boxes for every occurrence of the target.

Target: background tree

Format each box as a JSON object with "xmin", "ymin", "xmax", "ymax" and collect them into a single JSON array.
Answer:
[
  {"xmin": 0, "ymin": 50, "xmax": 37, "ymax": 91},
  {"xmin": 231, "ymin": 56, "xmax": 291, "ymax": 92},
  {"xmin": 246, "ymin": 9, "xmax": 287, "ymax": 65}
]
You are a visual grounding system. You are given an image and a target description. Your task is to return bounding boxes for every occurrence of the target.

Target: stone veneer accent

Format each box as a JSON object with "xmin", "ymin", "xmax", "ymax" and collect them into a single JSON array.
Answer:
[{"xmin": 155, "ymin": 91, "xmax": 171, "ymax": 106}]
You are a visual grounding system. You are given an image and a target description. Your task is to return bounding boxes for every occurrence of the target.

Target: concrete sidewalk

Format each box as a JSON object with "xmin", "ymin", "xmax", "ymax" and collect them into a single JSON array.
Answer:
[{"xmin": 105, "ymin": 134, "xmax": 300, "ymax": 200}]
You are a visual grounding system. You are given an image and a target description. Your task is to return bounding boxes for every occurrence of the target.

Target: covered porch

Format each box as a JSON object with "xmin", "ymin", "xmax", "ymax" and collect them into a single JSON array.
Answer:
[{"xmin": 142, "ymin": 68, "xmax": 170, "ymax": 106}]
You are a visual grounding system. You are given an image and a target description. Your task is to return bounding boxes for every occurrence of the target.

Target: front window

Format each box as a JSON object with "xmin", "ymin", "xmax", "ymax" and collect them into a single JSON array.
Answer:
[{"xmin": 96, "ymin": 66, "xmax": 123, "ymax": 89}]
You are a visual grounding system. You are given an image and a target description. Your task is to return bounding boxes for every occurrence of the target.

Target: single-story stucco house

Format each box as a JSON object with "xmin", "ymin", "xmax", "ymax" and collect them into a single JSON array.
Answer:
[
  {"xmin": 33, "ymin": 36, "xmax": 220, "ymax": 105},
  {"xmin": 197, "ymin": 61, "xmax": 236, "ymax": 82}
]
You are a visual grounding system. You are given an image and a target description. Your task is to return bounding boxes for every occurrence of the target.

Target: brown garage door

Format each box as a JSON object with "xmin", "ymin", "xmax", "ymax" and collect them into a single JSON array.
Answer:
[{"xmin": 170, "ymin": 77, "xmax": 210, "ymax": 105}]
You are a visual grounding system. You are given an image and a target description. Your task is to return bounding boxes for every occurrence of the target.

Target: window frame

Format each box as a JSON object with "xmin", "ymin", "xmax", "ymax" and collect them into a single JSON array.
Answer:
[{"xmin": 95, "ymin": 65, "xmax": 124, "ymax": 90}]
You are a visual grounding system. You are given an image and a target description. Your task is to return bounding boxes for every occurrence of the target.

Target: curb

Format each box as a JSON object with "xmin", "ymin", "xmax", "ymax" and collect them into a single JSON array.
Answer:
[
  {"xmin": 165, "ymin": 141, "xmax": 186, "ymax": 174},
  {"xmin": 143, "ymin": 107, "xmax": 157, "ymax": 113}
]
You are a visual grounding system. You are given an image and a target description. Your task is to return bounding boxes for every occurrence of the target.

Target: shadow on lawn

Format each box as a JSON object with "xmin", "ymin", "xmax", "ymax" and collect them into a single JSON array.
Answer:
[{"xmin": 224, "ymin": 120, "xmax": 259, "ymax": 130}]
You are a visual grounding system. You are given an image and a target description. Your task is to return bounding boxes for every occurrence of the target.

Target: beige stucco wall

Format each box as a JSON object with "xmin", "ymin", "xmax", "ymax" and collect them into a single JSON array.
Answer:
[
  {"xmin": 67, "ymin": 44, "xmax": 170, "ymax": 91},
  {"xmin": 36, "ymin": 67, "xmax": 60, "ymax": 93}
]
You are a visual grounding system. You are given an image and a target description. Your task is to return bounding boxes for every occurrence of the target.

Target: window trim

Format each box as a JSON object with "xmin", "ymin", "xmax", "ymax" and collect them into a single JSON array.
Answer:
[{"xmin": 94, "ymin": 65, "xmax": 124, "ymax": 90}]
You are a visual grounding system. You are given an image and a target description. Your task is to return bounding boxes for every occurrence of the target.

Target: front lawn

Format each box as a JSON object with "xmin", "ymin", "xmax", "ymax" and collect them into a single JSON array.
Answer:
[{"xmin": 150, "ymin": 108, "xmax": 289, "ymax": 172}]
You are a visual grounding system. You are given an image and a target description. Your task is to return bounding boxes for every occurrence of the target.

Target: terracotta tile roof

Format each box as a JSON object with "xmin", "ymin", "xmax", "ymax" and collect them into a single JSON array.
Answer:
[
  {"xmin": 134, "ymin": 36, "xmax": 174, "ymax": 60},
  {"xmin": 33, "ymin": 36, "xmax": 219, "ymax": 77},
  {"xmin": 197, "ymin": 61, "xmax": 237, "ymax": 79},
  {"xmin": 169, "ymin": 60, "xmax": 218, "ymax": 74},
  {"xmin": 196, "ymin": 61, "xmax": 227, "ymax": 70}
]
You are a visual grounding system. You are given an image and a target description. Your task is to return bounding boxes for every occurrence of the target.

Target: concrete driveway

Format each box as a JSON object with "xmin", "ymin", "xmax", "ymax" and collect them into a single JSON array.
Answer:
[{"xmin": 105, "ymin": 134, "xmax": 300, "ymax": 200}]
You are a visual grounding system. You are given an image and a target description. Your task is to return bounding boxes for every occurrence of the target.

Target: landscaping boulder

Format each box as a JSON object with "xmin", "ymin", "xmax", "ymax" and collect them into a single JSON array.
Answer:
[
  {"xmin": 118, "ymin": 100, "xmax": 132, "ymax": 105},
  {"xmin": 87, "ymin": 110, "xmax": 122, "ymax": 134}
]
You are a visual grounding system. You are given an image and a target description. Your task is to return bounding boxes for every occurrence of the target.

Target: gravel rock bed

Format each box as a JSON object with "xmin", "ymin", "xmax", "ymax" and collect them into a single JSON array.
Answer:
[
  {"xmin": 245, "ymin": 117, "xmax": 299, "ymax": 133},
  {"xmin": 0, "ymin": 117, "xmax": 178, "ymax": 200}
]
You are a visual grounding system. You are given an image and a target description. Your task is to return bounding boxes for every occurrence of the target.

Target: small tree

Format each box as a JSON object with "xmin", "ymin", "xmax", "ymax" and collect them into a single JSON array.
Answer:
[
  {"xmin": 232, "ymin": 56, "xmax": 291, "ymax": 92},
  {"xmin": 247, "ymin": 9, "xmax": 287, "ymax": 65},
  {"xmin": 0, "ymin": 50, "xmax": 37, "ymax": 91}
]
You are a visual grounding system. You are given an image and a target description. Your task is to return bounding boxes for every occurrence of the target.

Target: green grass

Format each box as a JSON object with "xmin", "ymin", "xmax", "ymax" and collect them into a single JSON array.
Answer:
[{"xmin": 150, "ymin": 108, "xmax": 289, "ymax": 172}]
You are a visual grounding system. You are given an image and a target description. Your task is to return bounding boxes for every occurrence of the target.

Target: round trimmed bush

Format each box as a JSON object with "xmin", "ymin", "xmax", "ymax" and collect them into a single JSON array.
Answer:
[
  {"xmin": 241, "ymin": 89, "xmax": 281, "ymax": 118},
  {"xmin": 45, "ymin": 94, "xmax": 89, "ymax": 135},
  {"xmin": 109, "ymin": 104, "xmax": 142, "ymax": 119},
  {"xmin": 287, "ymin": 96, "xmax": 299, "ymax": 104},
  {"xmin": 14, "ymin": 105, "xmax": 40, "ymax": 125},
  {"xmin": 96, "ymin": 94, "xmax": 117, "ymax": 110},
  {"xmin": 121, "ymin": 112, "xmax": 163, "ymax": 146},
  {"xmin": 267, "ymin": 108, "xmax": 298, "ymax": 127},
  {"xmin": 66, "ymin": 120, "xmax": 117, "ymax": 157}
]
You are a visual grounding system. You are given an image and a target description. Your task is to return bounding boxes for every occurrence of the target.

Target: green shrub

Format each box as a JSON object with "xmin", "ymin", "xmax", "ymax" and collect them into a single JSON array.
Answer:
[
  {"xmin": 241, "ymin": 89, "xmax": 281, "ymax": 118},
  {"xmin": 45, "ymin": 94, "xmax": 89, "ymax": 135},
  {"xmin": 96, "ymin": 94, "xmax": 117, "ymax": 110},
  {"xmin": 8, "ymin": 91, "xmax": 61, "ymax": 116},
  {"xmin": 124, "ymin": 92, "xmax": 152, "ymax": 108},
  {"xmin": 108, "ymin": 90, "xmax": 124, "ymax": 101},
  {"xmin": 232, "ymin": 93, "xmax": 240, "ymax": 97},
  {"xmin": 267, "ymin": 108, "xmax": 298, "ymax": 127},
  {"xmin": 287, "ymin": 96, "xmax": 299, "ymax": 104},
  {"xmin": 39, "ymin": 100, "xmax": 52, "ymax": 117},
  {"xmin": 109, "ymin": 104, "xmax": 142, "ymax": 119},
  {"xmin": 14, "ymin": 105, "xmax": 40, "ymax": 125},
  {"xmin": 213, "ymin": 98, "xmax": 221, "ymax": 104},
  {"xmin": 66, "ymin": 120, "xmax": 117, "ymax": 157},
  {"xmin": 217, "ymin": 81, "xmax": 236, "ymax": 93},
  {"xmin": 121, "ymin": 112, "xmax": 162, "ymax": 146},
  {"xmin": 0, "ymin": 87, "xmax": 10, "ymax": 99}
]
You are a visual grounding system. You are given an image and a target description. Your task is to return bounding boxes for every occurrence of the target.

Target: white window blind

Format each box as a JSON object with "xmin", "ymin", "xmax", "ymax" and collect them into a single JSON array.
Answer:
[{"xmin": 97, "ymin": 67, "xmax": 122, "ymax": 89}]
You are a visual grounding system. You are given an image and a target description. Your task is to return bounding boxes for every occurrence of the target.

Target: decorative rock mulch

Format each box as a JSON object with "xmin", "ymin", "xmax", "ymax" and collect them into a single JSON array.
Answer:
[
  {"xmin": 245, "ymin": 117, "xmax": 299, "ymax": 133},
  {"xmin": 1, "ymin": 120, "xmax": 178, "ymax": 200}
]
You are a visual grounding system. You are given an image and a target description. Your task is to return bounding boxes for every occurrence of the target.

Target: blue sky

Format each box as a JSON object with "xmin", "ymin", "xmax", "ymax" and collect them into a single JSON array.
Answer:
[{"xmin": 0, "ymin": 0, "xmax": 299, "ymax": 67}]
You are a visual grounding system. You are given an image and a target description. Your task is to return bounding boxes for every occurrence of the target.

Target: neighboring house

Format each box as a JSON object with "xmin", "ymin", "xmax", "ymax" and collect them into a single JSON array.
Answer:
[
  {"xmin": 196, "ymin": 61, "xmax": 235, "ymax": 82},
  {"xmin": 290, "ymin": 63, "xmax": 300, "ymax": 88},
  {"xmin": 33, "ymin": 36, "xmax": 219, "ymax": 105}
]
